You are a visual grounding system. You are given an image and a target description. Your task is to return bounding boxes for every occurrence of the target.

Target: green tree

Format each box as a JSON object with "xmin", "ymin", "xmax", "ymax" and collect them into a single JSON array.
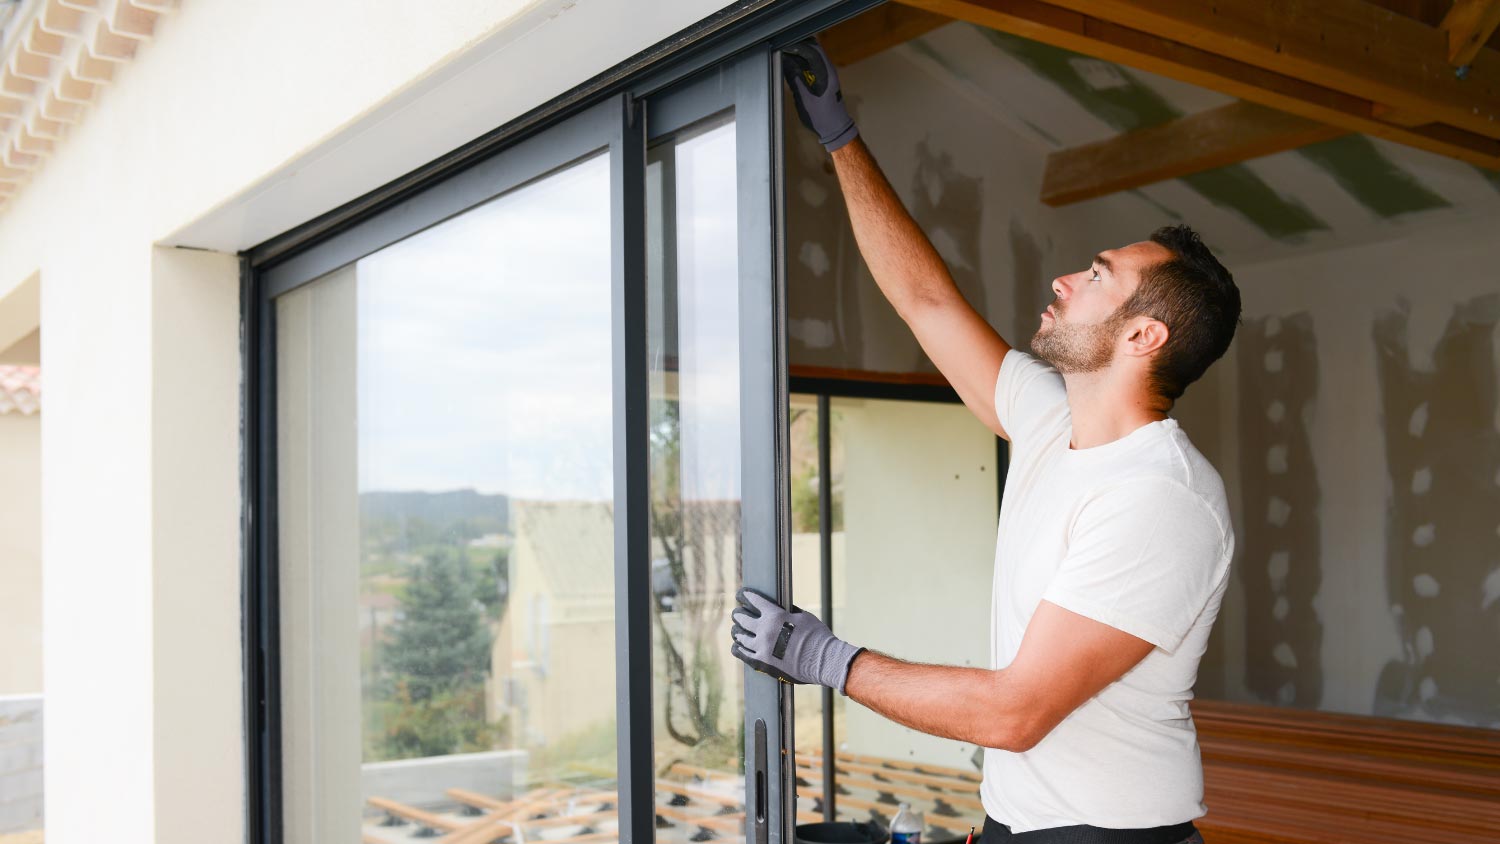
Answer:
[
  {"xmin": 386, "ymin": 547, "xmax": 492, "ymax": 701},
  {"xmin": 376, "ymin": 546, "xmax": 495, "ymax": 759}
]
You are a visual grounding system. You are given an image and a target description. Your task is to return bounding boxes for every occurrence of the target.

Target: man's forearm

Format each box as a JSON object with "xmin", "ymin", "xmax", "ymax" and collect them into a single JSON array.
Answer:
[
  {"xmin": 843, "ymin": 650, "xmax": 1034, "ymax": 752},
  {"xmin": 830, "ymin": 138, "xmax": 961, "ymax": 318}
]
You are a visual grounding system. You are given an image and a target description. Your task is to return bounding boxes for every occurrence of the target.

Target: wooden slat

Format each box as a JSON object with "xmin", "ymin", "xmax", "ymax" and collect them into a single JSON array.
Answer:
[
  {"xmin": 893, "ymin": 0, "xmax": 1500, "ymax": 168},
  {"xmin": 1039, "ymin": 101, "xmax": 1347, "ymax": 205},
  {"xmin": 789, "ymin": 364, "xmax": 951, "ymax": 389},
  {"xmin": 1442, "ymin": 0, "xmax": 1500, "ymax": 65},
  {"xmin": 1032, "ymin": 0, "xmax": 1500, "ymax": 140},
  {"xmin": 821, "ymin": 4, "xmax": 951, "ymax": 66},
  {"xmin": 655, "ymin": 780, "xmax": 744, "ymax": 807},
  {"xmin": 796, "ymin": 765, "xmax": 985, "ymax": 811},
  {"xmin": 367, "ymin": 796, "xmax": 466, "ymax": 833},
  {"xmin": 826, "ymin": 750, "xmax": 982, "ymax": 783},
  {"xmin": 795, "ymin": 754, "xmax": 979, "ymax": 792}
]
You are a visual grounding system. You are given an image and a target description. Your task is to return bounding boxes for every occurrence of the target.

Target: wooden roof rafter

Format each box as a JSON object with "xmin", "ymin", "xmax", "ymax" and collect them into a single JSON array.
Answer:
[{"xmin": 887, "ymin": 0, "xmax": 1500, "ymax": 206}]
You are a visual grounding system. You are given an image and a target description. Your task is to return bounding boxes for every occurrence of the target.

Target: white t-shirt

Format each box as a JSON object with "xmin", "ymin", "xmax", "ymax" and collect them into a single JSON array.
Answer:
[{"xmin": 980, "ymin": 350, "xmax": 1234, "ymax": 833}]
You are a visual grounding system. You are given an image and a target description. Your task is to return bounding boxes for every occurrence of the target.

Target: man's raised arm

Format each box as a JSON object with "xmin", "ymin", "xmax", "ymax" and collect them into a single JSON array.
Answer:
[{"xmin": 784, "ymin": 40, "xmax": 1013, "ymax": 439}]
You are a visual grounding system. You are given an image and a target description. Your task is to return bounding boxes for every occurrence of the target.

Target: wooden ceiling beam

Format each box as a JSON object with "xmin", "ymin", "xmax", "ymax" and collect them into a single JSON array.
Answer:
[
  {"xmin": 1442, "ymin": 0, "xmax": 1500, "ymax": 66},
  {"xmin": 893, "ymin": 0, "xmax": 1500, "ymax": 168},
  {"xmin": 819, "ymin": 5, "xmax": 951, "ymax": 67},
  {"xmin": 1040, "ymin": 102, "xmax": 1347, "ymax": 206},
  {"xmin": 1029, "ymin": 0, "xmax": 1500, "ymax": 142}
]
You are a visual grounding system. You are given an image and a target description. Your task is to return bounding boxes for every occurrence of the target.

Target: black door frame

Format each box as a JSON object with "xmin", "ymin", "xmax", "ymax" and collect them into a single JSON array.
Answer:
[
  {"xmin": 240, "ymin": 2, "xmax": 885, "ymax": 844},
  {"xmin": 646, "ymin": 50, "xmax": 792, "ymax": 844}
]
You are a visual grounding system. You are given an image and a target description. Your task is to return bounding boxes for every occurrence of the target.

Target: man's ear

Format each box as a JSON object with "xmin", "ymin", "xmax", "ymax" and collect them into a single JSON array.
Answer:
[{"xmin": 1123, "ymin": 317, "xmax": 1169, "ymax": 357}]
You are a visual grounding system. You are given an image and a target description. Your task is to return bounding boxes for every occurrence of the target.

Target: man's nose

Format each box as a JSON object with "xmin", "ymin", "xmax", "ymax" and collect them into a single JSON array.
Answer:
[{"xmin": 1051, "ymin": 275, "xmax": 1070, "ymax": 300}]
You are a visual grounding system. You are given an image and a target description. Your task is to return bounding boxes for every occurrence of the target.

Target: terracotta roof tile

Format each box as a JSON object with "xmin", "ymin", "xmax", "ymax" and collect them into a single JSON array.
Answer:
[{"xmin": 0, "ymin": 365, "xmax": 40, "ymax": 415}]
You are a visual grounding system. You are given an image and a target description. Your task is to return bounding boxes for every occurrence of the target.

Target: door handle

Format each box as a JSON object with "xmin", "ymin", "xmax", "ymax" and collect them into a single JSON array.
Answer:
[{"xmin": 752, "ymin": 717, "xmax": 768, "ymax": 844}]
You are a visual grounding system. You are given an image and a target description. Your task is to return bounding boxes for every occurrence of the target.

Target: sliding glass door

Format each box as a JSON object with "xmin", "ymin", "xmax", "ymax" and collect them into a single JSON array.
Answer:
[
  {"xmin": 643, "ymin": 50, "xmax": 792, "ymax": 844},
  {"xmin": 253, "ymin": 45, "xmax": 792, "ymax": 844},
  {"xmin": 268, "ymin": 98, "xmax": 634, "ymax": 844}
]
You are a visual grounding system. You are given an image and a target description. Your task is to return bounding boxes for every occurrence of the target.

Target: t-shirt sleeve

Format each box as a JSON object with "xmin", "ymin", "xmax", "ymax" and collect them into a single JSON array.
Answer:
[
  {"xmin": 994, "ymin": 349, "xmax": 1067, "ymax": 445},
  {"xmin": 1041, "ymin": 478, "xmax": 1229, "ymax": 654}
]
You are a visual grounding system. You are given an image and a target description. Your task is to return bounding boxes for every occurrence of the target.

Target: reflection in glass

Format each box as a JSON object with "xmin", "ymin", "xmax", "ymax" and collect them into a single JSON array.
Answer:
[
  {"xmin": 276, "ymin": 152, "xmax": 622, "ymax": 844},
  {"xmin": 790, "ymin": 396, "xmax": 996, "ymax": 841},
  {"xmin": 646, "ymin": 116, "xmax": 766, "ymax": 844}
]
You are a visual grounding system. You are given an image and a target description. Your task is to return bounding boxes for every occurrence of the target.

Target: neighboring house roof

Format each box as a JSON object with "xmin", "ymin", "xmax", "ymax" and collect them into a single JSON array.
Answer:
[
  {"xmin": 0, "ymin": 0, "xmax": 176, "ymax": 213},
  {"xmin": 511, "ymin": 500, "xmax": 617, "ymax": 601},
  {"xmin": 0, "ymin": 365, "xmax": 40, "ymax": 415}
]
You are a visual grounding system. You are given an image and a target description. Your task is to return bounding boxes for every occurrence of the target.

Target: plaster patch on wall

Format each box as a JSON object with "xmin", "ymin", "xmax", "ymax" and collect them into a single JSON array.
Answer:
[
  {"xmin": 909, "ymin": 139, "xmax": 987, "ymax": 366},
  {"xmin": 1373, "ymin": 294, "xmax": 1500, "ymax": 726},
  {"xmin": 1296, "ymin": 136, "xmax": 1450, "ymax": 219},
  {"xmin": 800, "ymin": 241, "xmax": 831, "ymax": 277},
  {"xmin": 784, "ymin": 96, "xmax": 864, "ymax": 370},
  {"xmin": 798, "ymin": 179, "xmax": 829, "ymax": 208},
  {"xmin": 789, "ymin": 318, "xmax": 836, "ymax": 349},
  {"xmin": 973, "ymin": 27, "xmax": 1327, "ymax": 241},
  {"xmin": 1236, "ymin": 313, "xmax": 1324, "ymax": 708},
  {"xmin": 1481, "ymin": 566, "xmax": 1500, "ymax": 610}
]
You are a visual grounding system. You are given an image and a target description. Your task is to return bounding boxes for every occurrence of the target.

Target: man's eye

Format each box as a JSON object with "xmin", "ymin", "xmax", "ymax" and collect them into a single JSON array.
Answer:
[{"xmin": 1089, "ymin": 269, "xmax": 1101, "ymax": 282}]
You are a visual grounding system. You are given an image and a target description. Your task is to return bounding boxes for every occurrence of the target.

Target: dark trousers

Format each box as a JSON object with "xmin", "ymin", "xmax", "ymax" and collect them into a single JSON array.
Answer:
[{"xmin": 981, "ymin": 814, "xmax": 1201, "ymax": 844}]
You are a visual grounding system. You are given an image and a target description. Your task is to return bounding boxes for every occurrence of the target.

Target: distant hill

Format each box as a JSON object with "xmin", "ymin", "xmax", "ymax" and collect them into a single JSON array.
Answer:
[{"xmin": 361, "ymin": 489, "xmax": 510, "ymax": 536}]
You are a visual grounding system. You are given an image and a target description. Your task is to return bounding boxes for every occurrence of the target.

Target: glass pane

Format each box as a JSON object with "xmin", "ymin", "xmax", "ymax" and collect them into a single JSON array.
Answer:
[
  {"xmin": 276, "ymin": 152, "xmax": 622, "ymax": 844},
  {"xmin": 794, "ymin": 397, "xmax": 995, "ymax": 842},
  {"xmin": 646, "ymin": 115, "xmax": 760, "ymax": 844},
  {"xmin": 788, "ymin": 396, "xmax": 845, "ymax": 825}
]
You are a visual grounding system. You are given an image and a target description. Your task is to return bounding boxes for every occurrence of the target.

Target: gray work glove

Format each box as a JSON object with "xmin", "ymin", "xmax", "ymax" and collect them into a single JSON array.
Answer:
[
  {"xmin": 782, "ymin": 39, "xmax": 859, "ymax": 152},
  {"xmin": 730, "ymin": 586, "xmax": 864, "ymax": 694}
]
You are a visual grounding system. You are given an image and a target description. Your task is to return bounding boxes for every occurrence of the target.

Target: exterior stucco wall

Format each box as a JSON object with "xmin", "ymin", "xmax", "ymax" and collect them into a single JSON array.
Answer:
[
  {"xmin": 0, "ymin": 408, "xmax": 41, "ymax": 696},
  {"xmin": 0, "ymin": 2, "xmax": 738, "ymax": 843}
]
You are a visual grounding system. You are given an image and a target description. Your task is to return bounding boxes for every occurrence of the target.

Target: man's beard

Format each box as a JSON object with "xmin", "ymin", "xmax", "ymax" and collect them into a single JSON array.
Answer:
[{"xmin": 1030, "ymin": 305, "xmax": 1122, "ymax": 373}]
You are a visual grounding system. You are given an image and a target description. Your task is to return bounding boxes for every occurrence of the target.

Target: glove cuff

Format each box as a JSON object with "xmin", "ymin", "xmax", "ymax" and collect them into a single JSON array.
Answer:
[
  {"xmin": 830, "ymin": 643, "xmax": 865, "ymax": 696},
  {"xmin": 822, "ymin": 120, "xmax": 859, "ymax": 152}
]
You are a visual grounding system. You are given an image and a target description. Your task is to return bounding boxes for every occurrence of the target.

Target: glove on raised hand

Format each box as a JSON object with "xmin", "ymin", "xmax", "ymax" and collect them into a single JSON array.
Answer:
[
  {"xmin": 781, "ymin": 39, "xmax": 859, "ymax": 152},
  {"xmin": 730, "ymin": 586, "xmax": 864, "ymax": 694}
]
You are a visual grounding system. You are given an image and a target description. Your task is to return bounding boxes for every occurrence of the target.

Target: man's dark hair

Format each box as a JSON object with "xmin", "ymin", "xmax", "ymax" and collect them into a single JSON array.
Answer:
[{"xmin": 1115, "ymin": 224, "xmax": 1241, "ymax": 402}]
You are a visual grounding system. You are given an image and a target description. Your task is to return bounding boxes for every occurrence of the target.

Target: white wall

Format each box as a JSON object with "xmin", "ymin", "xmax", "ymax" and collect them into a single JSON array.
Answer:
[
  {"xmin": 0, "ymin": 2, "xmax": 739, "ymax": 843},
  {"xmin": 837, "ymin": 398, "xmax": 998, "ymax": 771},
  {"xmin": 0, "ymin": 410, "xmax": 41, "ymax": 696},
  {"xmin": 0, "ymin": 330, "xmax": 40, "ymax": 697},
  {"xmin": 1202, "ymin": 213, "xmax": 1500, "ymax": 727}
]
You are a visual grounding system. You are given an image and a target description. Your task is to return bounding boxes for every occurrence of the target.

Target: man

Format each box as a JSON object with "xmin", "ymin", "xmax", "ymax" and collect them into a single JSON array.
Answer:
[{"xmin": 729, "ymin": 40, "xmax": 1240, "ymax": 844}]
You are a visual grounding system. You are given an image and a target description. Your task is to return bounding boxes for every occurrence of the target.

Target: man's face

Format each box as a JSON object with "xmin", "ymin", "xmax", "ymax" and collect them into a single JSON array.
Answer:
[{"xmin": 1030, "ymin": 241, "xmax": 1171, "ymax": 373}]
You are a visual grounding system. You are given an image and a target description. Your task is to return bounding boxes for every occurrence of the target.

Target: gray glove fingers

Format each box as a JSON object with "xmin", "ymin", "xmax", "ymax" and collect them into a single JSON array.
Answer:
[
  {"xmin": 732, "ymin": 642, "xmax": 801, "ymax": 685},
  {"xmin": 730, "ymin": 607, "xmax": 760, "ymax": 634},
  {"xmin": 730, "ymin": 621, "xmax": 756, "ymax": 647},
  {"xmin": 735, "ymin": 585, "xmax": 777, "ymax": 617},
  {"xmin": 781, "ymin": 39, "xmax": 836, "ymax": 97}
]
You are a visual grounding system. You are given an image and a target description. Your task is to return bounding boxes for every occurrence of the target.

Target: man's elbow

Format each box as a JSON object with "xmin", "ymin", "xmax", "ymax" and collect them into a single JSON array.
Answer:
[
  {"xmin": 975, "ymin": 707, "xmax": 1053, "ymax": 753},
  {"xmin": 982, "ymin": 721, "xmax": 1046, "ymax": 753},
  {"xmin": 976, "ymin": 673, "xmax": 1053, "ymax": 752}
]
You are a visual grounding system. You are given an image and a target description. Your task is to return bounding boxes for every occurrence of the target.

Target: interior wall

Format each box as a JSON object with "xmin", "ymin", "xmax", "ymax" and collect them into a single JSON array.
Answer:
[
  {"xmin": 837, "ymin": 398, "xmax": 998, "ymax": 771},
  {"xmin": 1199, "ymin": 213, "xmax": 1500, "ymax": 728},
  {"xmin": 785, "ymin": 47, "xmax": 1097, "ymax": 375}
]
